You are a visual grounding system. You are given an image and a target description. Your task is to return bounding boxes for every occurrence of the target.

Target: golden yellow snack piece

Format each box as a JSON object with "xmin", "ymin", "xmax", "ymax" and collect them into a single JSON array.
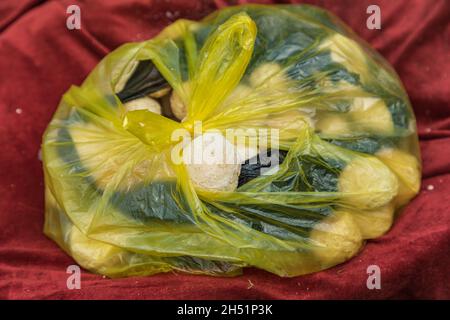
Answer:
[
  {"xmin": 315, "ymin": 112, "xmax": 351, "ymax": 137},
  {"xmin": 309, "ymin": 211, "xmax": 363, "ymax": 266},
  {"xmin": 223, "ymin": 84, "xmax": 253, "ymax": 105},
  {"xmin": 266, "ymin": 109, "xmax": 313, "ymax": 128},
  {"xmin": 69, "ymin": 226, "xmax": 121, "ymax": 272},
  {"xmin": 320, "ymin": 33, "xmax": 369, "ymax": 83},
  {"xmin": 349, "ymin": 203, "xmax": 395, "ymax": 239},
  {"xmin": 376, "ymin": 148, "xmax": 421, "ymax": 206},
  {"xmin": 348, "ymin": 97, "xmax": 394, "ymax": 135},
  {"xmin": 338, "ymin": 156, "xmax": 399, "ymax": 209},
  {"xmin": 249, "ymin": 62, "xmax": 288, "ymax": 89}
]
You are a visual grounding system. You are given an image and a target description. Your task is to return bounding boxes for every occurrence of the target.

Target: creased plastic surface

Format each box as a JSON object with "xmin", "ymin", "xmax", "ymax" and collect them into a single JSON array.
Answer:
[{"xmin": 42, "ymin": 5, "xmax": 421, "ymax": 278}]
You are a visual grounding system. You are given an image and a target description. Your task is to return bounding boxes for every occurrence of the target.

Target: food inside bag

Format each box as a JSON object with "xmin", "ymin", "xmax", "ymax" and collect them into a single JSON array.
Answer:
[{"xmin": 42, "ymin": 4, "xmax": 421, "ymax": 277}]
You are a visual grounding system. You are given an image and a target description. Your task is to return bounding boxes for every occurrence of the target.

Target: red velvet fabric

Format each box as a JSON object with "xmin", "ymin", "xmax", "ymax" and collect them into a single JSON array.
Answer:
[{"xmin": 0, "ymin": 0, "xmax": 449, "ymax": 300}]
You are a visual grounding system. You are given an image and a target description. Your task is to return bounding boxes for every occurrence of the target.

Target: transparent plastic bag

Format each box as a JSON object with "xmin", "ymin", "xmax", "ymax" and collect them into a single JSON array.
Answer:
[{"xmin": 42, "ymin": 4, "xmax": 421, "ymax": 277}]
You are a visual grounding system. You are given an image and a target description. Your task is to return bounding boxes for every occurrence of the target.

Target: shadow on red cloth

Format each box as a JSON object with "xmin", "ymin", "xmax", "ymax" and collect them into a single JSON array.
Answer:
[{"xmin": 0, "ymin": 0, "xmax": 449, "ymax": 299}]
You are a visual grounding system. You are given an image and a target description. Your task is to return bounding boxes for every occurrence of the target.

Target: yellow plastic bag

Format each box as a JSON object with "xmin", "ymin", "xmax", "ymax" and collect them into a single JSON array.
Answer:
[{"xmin": 42, "ymin": 5, "xmax": 421, "ymax": 277}]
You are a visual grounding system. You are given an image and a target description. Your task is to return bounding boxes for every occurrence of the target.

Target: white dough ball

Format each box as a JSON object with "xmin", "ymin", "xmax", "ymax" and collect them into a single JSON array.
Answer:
[{"xmin": 183, "ymin": 132, "xmax": 241, "ymax": 192}]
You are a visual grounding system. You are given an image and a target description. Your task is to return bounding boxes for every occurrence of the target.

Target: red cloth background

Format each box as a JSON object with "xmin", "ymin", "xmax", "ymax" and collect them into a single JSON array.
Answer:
[{"xmin": 0, "ymin": 0, "xmax": 449, "ymax": 299}]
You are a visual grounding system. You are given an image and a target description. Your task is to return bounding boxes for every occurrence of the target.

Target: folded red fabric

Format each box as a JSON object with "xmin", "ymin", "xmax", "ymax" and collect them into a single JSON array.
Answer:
[{"xmin": 0, "ymin": 0, "xmax": 449, "ymax": 299}]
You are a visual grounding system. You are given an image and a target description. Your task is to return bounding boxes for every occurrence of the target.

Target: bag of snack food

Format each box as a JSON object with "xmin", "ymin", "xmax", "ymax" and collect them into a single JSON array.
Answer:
[{"xmin": 42, "ymin": 4, "xmax": 421, "ymax": 277}]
